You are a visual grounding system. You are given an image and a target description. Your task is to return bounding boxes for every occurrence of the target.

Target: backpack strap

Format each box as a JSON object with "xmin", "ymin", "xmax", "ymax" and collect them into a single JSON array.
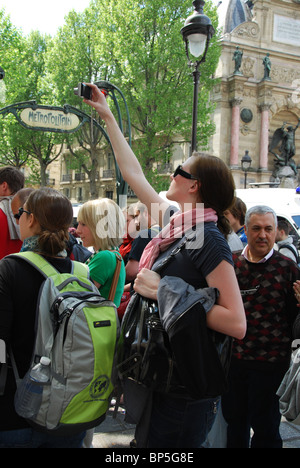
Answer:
[
  {"xmin": 0, "ymin": 342, "xmax": 22, "ymax": 395},
  {"xmin": 72, "ymin": 260, "xmax": 90, "ymax": 279},
  {"xmin": 9, "ymin": 252, "xmax": 89, "ymax": 279},
  {"xmin": 278, "ymin": 244, "xmax": 300, "ymax": 263},
  {"xmin": 108, "ymin": 252, "xmax": 123, "ymax": 301}
]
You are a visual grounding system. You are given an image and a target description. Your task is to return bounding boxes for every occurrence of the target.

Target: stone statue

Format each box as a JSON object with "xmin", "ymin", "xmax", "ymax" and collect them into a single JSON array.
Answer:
[
  {"xmin": 269, "ymin": 119, "xmax": 300, "ymax": 176},
  {"xmin": 262, "ymin": 53, "xmax": 271, "ymax": 81},
  {"xmin": 233, "ymin": 46, "xmax": 243, "ymax": 75}
]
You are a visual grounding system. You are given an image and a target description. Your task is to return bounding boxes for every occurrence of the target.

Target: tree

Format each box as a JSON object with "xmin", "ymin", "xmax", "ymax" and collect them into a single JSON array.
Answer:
[
  {"xmin": 0, "ymin": 15, "xmax": 66, "ymax": 184},
  {"xmin": 0, "ymin": 116, "xmax": 31, "ymax": 168},
  {"xmin": 44, "ymin": 0, "xmax": 221, "ymax": 193},
  {"xmin": 94, "ymin": 0, "xmax": 221, "ymax": 189},
  {"xmin": 65, "ymin": 123, "xmax": 106, "ymax": 200},
  {"xmin": 44, "ymin": 7, "xmax": 117, "ymax": 199},
  {"xmin": 1, "ymin": 2, "xmax": 221, "ymax": 192},
  {"xmin": 0, "ymin": 12, "xmax": 35, "ymax": 171}
]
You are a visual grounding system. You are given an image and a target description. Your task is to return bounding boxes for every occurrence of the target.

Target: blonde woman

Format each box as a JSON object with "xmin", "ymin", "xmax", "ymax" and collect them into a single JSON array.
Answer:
[{"xmin": 76, "ymin": 198, "xmax": 126, "ymax": 307}]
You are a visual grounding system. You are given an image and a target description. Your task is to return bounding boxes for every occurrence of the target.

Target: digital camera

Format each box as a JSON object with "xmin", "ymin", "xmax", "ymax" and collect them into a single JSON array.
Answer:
[{"xmin": 74, "ymin": 83, "xmax": 92, "ymax": 100}]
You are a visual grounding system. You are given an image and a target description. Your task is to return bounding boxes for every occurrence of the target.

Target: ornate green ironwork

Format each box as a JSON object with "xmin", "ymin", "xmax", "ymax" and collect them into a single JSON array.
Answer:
[
  {"xmin": 0, "ymin": 101, "xmax": 97, "ymax": 134},
  {"xmin": 0, "ymin": 98, "xmax": 130, "ymax": 204}
]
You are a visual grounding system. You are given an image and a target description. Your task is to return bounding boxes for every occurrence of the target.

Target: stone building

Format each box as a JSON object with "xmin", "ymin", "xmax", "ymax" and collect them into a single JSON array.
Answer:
[
  {"xmin": 211, "ymin": 0, "xmax": 300, "ymax": 188},
  {"xmin": 49, "ymin": 0, "xmax": 300, "ymax": 201}
]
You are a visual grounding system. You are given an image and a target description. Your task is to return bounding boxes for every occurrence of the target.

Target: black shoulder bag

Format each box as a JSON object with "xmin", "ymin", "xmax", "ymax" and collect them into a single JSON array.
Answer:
[{"xmin": 116, "ymin": 232, "xmax": 232, "ymax": 400}]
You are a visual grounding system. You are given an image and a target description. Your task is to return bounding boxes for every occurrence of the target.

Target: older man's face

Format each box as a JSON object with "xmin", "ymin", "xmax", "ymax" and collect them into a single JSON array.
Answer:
[{"xmin": 245, "ymin": 213, "xmax": 276, "ymax": 262}]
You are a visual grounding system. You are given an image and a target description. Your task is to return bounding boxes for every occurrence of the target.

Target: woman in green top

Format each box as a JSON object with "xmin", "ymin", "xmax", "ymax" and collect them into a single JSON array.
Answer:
[{"xmin": 76, "ymin": 198, "xmax": 126, "ymax": 307}]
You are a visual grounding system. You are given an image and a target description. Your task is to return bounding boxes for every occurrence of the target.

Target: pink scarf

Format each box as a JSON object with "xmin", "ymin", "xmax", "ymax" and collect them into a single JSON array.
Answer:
[{"xmin": 139, "ymin": 207, "xmax": 218, "ymax": 271}]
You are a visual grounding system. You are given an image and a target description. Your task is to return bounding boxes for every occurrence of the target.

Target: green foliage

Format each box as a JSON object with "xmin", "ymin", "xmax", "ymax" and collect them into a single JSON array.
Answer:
[
  {"xmin": 0, "ymin": 1, "xmax": 221, "ymax": 191},
  {"xmin": 93, "ymin": 0, "xmax": 221, "ymax": 188}
]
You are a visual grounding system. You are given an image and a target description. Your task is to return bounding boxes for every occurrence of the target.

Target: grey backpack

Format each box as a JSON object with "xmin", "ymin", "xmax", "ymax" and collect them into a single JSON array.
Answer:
[{"xmin": 10, "ymin": 252, "xmax": 119, "ymax": 436}]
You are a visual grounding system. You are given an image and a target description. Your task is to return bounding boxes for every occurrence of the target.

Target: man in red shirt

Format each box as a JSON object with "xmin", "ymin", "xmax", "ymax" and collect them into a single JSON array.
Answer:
[{"xmin": 0, "ymin": 167, "xmax": 25, "ymax": 259}]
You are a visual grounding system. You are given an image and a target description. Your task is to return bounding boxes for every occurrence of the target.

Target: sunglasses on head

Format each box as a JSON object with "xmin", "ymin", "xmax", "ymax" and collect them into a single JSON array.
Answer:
[
  {"xmin": 14, "ymin": 207, "xmax": 32, "ymax": 220},
  {"xmin": 173, "ymin": 165, "xmax": 197, "ymax": 180}
]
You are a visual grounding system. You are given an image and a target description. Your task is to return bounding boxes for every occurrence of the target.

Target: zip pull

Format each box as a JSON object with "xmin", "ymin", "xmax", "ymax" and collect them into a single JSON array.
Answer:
[
  {"xmin": 57, "ymin": 308, "xmax": 73, "ymax": 324},
  {"xmin": 53, "ymin": 296, "xmax": 64, "ymax": 310}
]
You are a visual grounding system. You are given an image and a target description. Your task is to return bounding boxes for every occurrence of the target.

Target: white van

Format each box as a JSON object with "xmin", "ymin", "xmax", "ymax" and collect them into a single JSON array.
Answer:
[
  {"xmin": 72, "ymin": 203, "xmax": 83, "ymax": 226},
  {"xmin": 236, "ymin": 188, "xmax": 300, "ymax": 247}
]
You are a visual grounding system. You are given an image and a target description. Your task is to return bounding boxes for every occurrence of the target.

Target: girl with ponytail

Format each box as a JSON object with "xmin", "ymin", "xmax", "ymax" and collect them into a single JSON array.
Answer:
[{"xmin": 0, "ymin": 188, "xmax": 85, "ymax": 448}]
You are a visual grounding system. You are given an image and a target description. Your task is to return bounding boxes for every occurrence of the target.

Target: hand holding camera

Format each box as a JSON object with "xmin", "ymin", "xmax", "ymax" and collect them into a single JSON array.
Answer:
[
  {"xmin": 74, "ymin": 83, "xmax": 92, "ymax": 100},
  {"xmin": 75, "ymin": 83, "xmax": 112, "ymax": 122}
]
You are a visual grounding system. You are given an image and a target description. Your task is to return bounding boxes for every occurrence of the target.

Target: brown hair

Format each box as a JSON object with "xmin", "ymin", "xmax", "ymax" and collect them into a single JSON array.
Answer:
[
  {"xmin": 189, "ymin": 153, "xmax": 235, "ymax": 237},
  {"xmin": 0, "ymin": 167, "xmax": 24, "ymax": 194},
  {"xmin": 229, "ymin": 197, "xmax": 247, "ymax": 226},
  {"xmin": 25, "ymin": 188, "xmax": 73, "ymax": 256},
  {"xmin": 14, "ymin": 187, "xmax": 35, "ymax": 205}
]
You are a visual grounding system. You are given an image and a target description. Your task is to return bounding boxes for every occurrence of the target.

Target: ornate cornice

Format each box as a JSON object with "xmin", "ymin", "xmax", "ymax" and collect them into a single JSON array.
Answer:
[{"xmin": 231, "ymin": 21, "xmax": 260, "ymax": 39}]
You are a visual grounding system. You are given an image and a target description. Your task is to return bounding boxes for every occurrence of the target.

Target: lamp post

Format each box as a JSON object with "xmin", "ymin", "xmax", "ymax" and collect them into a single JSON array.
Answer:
[
  {"xmin": 181, "ymin": 0, "xmax": 215, "ymax": 154},
  {"xmin": 241, "ymin": 150, "xmax": 252, "ymax": 189}
]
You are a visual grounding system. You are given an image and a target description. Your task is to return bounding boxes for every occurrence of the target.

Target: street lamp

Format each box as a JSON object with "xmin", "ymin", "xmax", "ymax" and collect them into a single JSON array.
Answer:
[
  {"xmin": 241, "ymin": 150, "xmax": 252, "ymax": 188},
  {"xmin": 181, "ymin": 0, "xmax": 215, "ymax": 153}
]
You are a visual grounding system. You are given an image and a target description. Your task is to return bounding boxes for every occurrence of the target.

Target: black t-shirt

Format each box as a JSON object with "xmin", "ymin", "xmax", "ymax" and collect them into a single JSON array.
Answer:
[
  {"xmin": 0, "ymin": 255, "xmax": 72, "ymax": 430},
  {"xmin": 128, "ymin": 226, "xmax": 161, "ymax": 263},
  {"xmin": 152, "ymin": 222, "xmax": 233, "ymax": 289}
]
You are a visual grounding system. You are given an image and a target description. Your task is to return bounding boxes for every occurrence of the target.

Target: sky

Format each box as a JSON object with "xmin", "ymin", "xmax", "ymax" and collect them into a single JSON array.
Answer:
[
  {"xmin": 1, "ymin": 1, "xmax": 227, "ymax": 37},
  {"xmin": 1, "ymin": 0, "xmax": 92, "ymax": 36}
]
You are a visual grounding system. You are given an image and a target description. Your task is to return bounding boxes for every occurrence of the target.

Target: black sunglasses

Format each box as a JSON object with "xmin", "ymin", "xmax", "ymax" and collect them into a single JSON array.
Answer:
[
  {"xmin": 14, "ymin": 207, "xmax": 32, "ymax": 220},
  {"xmin": 173, "ymin": 165, "xmax": 197, "ymax": 180}
]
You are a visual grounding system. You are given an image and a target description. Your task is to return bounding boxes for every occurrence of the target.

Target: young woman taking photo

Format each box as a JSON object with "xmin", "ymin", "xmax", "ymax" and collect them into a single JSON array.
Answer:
[{"xmin": 84, "ymin": 84, "xmax": 246, "ymax": 448}]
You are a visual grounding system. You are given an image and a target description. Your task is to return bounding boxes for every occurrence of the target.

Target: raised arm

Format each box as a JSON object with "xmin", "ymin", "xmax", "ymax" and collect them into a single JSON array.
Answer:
[{"xmin": 84, "ymin": 84, "xmax": 169, "ymax": 224}]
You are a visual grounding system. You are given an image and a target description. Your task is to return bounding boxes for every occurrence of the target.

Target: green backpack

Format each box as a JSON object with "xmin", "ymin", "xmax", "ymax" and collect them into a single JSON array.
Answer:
[{"xmin": 10, "ymin": 252, "xmax": 119, "ymax": 436}]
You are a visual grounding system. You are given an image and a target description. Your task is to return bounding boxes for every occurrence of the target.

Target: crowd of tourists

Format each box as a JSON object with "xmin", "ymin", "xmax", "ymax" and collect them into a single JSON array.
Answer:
[{"xmin": 0, "ymin": 85, "xmax": 299, "ymax": 448}]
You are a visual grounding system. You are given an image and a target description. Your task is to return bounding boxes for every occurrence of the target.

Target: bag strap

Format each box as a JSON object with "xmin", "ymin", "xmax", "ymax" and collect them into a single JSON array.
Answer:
[
  {"xmin": 0, "ymin": 363, "xmax": 8, "ymax": 396},
  {"xmin": 72, "ymin": 260, "xmax": 90, "ymax": 278},
  {"xmin": 108, "ymin": 251, "xmax": 123, "ymax": 301},
  {"xmin": 278, "ymin": 244, "xmax": 300, "ymax": 262},
  {"xmin": 0, "ymin": 341, "xmax": 8, "ymax": 396},
  {"xmin": 151, "ymin": 227, "xmax": 197, "ymax": 274},
  {"xmin": 0, "ymin": 343, "xmax": 22, "ymax": 395},
  {"xmin": 9, "ymin": 252, "xmax": 89, "ymax": 279}
]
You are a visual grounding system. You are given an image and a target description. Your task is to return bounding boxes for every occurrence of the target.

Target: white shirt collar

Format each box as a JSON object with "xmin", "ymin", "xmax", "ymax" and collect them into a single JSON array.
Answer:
[{"xmin": 242, "ymin": 245, "xmax": 274, "ymax": 263}]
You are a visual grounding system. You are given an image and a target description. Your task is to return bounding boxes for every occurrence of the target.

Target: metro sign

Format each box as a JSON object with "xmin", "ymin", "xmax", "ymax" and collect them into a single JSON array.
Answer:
[
  {"xmin": 0, "ymin": 101, "xmax": 92, "ymax": 134},
  {"xmin": 20, "ymin": 107, "xmax": 80, "ymax": 132}
]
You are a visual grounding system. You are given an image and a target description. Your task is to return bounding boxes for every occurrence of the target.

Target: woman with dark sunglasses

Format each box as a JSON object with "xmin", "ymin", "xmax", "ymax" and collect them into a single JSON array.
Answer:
[
  {"xmin": 0, "ymin": 188, "xmax": 86, "ymax": 448},
  {"xmin": 84, "ymin": 84, "xmax": 246, "ymax": 448}
]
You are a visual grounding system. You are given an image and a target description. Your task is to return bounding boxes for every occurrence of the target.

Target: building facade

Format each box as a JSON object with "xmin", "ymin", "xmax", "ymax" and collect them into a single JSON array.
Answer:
[
  {"xmin": 46, "ymin": 0, "xmax": 300, "ymax": 201},
  {"xmin": 211, "ymin": 0, "xmax": 300, "ymax": 188}
]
